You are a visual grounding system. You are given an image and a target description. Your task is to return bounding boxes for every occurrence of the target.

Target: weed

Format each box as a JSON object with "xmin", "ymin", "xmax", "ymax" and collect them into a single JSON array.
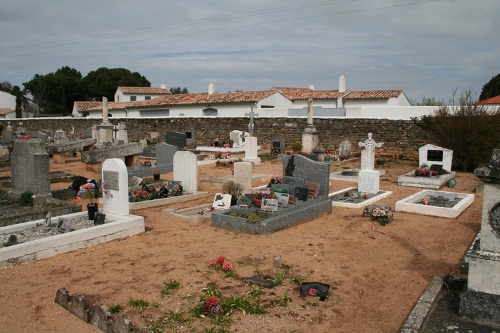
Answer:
[
  {"xmin": 246, "ymin": 287, "xmax": 261, "ymax": 299},
  {"xmin": 18, "ymin": 192, "xmax": 33, "ymax": 206},
  {"xmin": 270, "ymin": 269, "xmax": 289, "ymax": 286},
  {"xmin": 108, "ymin": 303, "xmax": 124, "ymax": 314},
  {"xmin": 128, "ymin": 298, "xmax": 150, "ymax": 313},
  {"xmin": 307, "ymin": 270, "xmax": 315, "ymax": 276},
  {"xmin": 270, "ymin": 294, "xmax": 292, "ymax": 307},
  {"xmin": 290, "ymin": 276, "xmax": 304, "ymax": 285},
  {"xmin": 202, "ymin": 284, "xmax": 222, "ymax": 298},
  {"xmin": 160, "ymin": 279, "xmax": 182, "ymax": 297},
  {"xmin": 220, "ymin": 295, "xmax": 267, "ymax": 316}
]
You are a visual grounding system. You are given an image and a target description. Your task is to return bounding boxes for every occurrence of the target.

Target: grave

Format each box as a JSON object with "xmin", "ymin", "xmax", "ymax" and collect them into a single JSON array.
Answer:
[
  {"xmin": 233, "ymin": 162, "xmax": 253, "ymax": 194},
  {"xmin": 270, "ymin": 133, "xmax": 285, "ymax": 155},
  {"xmin": 165, "ymin": 131, "xmax": 187, "ymax": 150},
  {"xmin": 127, "ymin": 142, "xmax": 177, "ymax": 178},
  {"xmin": 338, "ymin": 139, "xmax": 352, "ymax": 159},
  {"xmin": 301, "ymin": 98, "xmax": 319, "ymax": 154},
  {"xmin": 230, "ymin": 130, "xmax": 244, "ymax": 148},
  {"xmin": 163, "ymin": 204, "xmax": 212, "ymax": 224},
  {"xmin": 185, "ymin": 129, "xmax": 196, "ymax": 147},
  {"xmin": 330, "ymin": 187, "xmax": 393, "ymax": 208},
  {"xmin": 398, "ymin": 144, "xmax": 456, "ymax": 189},
  {"xmin": 395, "ymin": 190, "xmax": 474, "ymax": 218},
  {"xmin": 173, "ymin": 151, "xmax": 198, "ymax": 194},
  {"xmin": 460, "ymin": 143, "xmax": 500, "ymax": 326},
  {"xmin": 47, "ymin": 138, "xmax": 96, "ymax": 164},
  {"xmin": 243, "ymin": 136, "xmax": 261, "ymax": 165},
  {"xmin": 211, "ymin": 154, "xmax": 332, "ymax": 234}
]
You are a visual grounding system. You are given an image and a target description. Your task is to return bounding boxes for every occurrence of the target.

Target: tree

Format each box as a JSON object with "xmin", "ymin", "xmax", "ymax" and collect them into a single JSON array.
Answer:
[
  {"xmin": 413, "ymin": 90, "xmax": 500, "ymax": 171},
  {"xmin": 10, "ymin": 86, "xmax": 25, "ymax": 118},
  {"xmin": 479, "ymin": 73, "xmax": 500, "ymax": 101},
  {"xmin": 23, "ymin": 66, "xmax": 85, "ymax": 115},
  {"xmin": 170, "ymin": 86, "xmax": 189, "ymax": 94},
  {"xmin": 416, "ymin": 96, "xmax": 445, "ymax": 106},
  {"xmin": 0, "ymin": 81, "xmax": 12, "ymax": 93},
  {"xmin": 83, "ymin": 67, "xmax": 151, "ymax": 101}
]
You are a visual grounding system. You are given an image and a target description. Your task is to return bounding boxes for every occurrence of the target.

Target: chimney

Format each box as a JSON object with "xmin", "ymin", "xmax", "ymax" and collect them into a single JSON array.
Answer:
[
  {"xmin": 208, "ymin": 82, "xmax": 215, "ymax": 95},
  {"xmin": 309, "ymin": 84, "xmax": 315, "ymax": 90},
  {"xmin": 339, "ymin": 75, "xmax": 346, "ymax": 92},
  {"xmin": 160, "ymin": 84, "xmax": 167, "ymax": 89}
]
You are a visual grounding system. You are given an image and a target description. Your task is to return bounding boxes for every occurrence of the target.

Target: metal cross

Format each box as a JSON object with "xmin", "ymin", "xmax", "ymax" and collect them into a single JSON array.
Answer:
[{"xmin": 244, "ymin": 105, "xmax": 259, "ymax": 136}]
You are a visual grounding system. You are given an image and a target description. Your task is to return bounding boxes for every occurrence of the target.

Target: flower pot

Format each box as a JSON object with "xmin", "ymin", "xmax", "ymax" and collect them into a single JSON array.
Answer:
[
  {"xmin": 87, "ymin": 203, "xmax": 98, "ymax": 220},
  {"xmin": 153, "ymin": 173, "xmax": 160, "ymax": 181},
  {"xmin": 252, "ymin": 198, "xmax": 262, "ymax": 208}
]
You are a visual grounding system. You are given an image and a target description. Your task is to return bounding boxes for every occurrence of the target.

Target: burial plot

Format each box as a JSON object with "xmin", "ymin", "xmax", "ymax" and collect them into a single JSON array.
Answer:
[
  {"xmin": 173, "ymin": 151, "xmax": 198, "ymax": 194},
  {"xmin": 185, "ymin": 129, "xmax": 196, "ymax": 147},
  {"xmin": 243, "ymin": 136, "xmax": 261, "ymax": 165},
  {"xmin": 211, "ymin": 154, "xmax": 332, "ymax": 234},
  {"xmin": 102, "ymin": 158, "xmax": 129, "ymax": 216},
  {"xmin": 395, "ymin": 189, "xmax": 474, "ymax": 218},
  {"xmin": 398, "ymin": 144, "xmax": 456, "ymax": 189},
  {"xmin": 270, "ymin": 133, "xmax": 285, "ymax": 155},
  {"xmin": 165, "ymin": 131, "xmax": 187, "ymax": 150},
  {"xmin": 128, "ymin": 142, "xmax": 177, "ymax": 178}
]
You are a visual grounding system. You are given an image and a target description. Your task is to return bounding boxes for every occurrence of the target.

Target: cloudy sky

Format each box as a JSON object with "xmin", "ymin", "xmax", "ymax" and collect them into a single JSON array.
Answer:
[{"xmin": 1, "ymin": 0, "xmax": 498, "ymax": 103}]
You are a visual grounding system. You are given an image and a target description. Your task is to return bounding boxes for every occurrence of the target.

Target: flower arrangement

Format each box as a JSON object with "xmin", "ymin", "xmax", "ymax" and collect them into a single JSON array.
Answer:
[
  {"xmin": 101, "ymin": 181, "xmax": 113, "ymax": 199},
  {"xmin": 133, "ymin": 189, "xmax": 152, "ymax": 202},
  {"xmin": 269, "ymin": 175, "xmax": 282, "ymax": 185},
  {"xmin": 414, "ymin": 168, "xmax": 437, "ymax": 177},
  {"xmin": 76, "ymin": 181, "xmax": 98, "ymax": 204},
  {"xmin": 203, "ymin": 296, "xmax": 223, "ymax": 315},
  {"xmin": 368, "ymin": 206, "xmax": 394, "ymax": 226},
  {"xmin": 209, "ymin": 256, "xmax": 236, "ymax": 277},
  {"xmin": 224, "ymin": 151, "xmax": 231, "ymax": 159}
]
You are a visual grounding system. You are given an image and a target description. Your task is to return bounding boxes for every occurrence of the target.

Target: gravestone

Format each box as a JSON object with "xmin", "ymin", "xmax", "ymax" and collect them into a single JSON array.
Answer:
[
  {"xmin": 36, "ymin": 131, "xmax": 49, "ymax": 144},
  {"xmin": 460, "ymin": 143, "xmax": 500, "ymax": 326},
  {"xmin": 84, "ymin": 127, "xmax": 93, "ymax": 139},
  {"xmin": 1, "ymin": 123, "xmax": 13, "ymax": 143},
  {"xmin": 339, "ymin": 139, "xmax": 352, "ymax": 158},
  {"xmin": 271, "ymin": 134, "xmax": 285, "ymax": 155},
  {"xmin": 359, "ymin": 133, "xmax": 383, "ymax": 170},
  {"xmin": 116, "ymin": 123, "xmax": 128, "ymax": 144},
  {"xmin": 358, "ymin": 170, "xmax": 380, "ymax": 194},
  {"xmin": 419, "ymin": 144, "xmax": 453, "ymax": 172},
  {"xmin": 302, "ymin": 98, "xmax": 319, "ymax": 154},
  {"xmin": 165, "ymin": 131, "xmax": 187, "ymax": 150},
  {"xmin": 230, "ymin": 130, "xmax": 243, "ymax": 147},
  {"xmin": 282, "ymin": 154, "xmax": 330, "ymax": 199},
  {"xmin": 53, "ymin": 129, "xmax": 68, "ymax": 144},
  {"xmin": 212, "ymin": 193, "xmax": 232, "ymax": 210},
  {"xmin": 185, "ymin": 129, "xmax": 196, "ymax": 146},
  {"xmin": 10, "ymin": 139, "xmax": 52, "ymax": 204},
  {"xmin": 243, "ymin": 136, "xmax": 261, "ymax": 165},
  {"xmin": 102, "ymin": 158, "xmax": 129, "ymax": 216},
  {"xmin": 16, "ymin": 126, "xmax": 27, "ymax": 136},
  {"xmin": 156, "ymin": 142, "xmax": 177, "ymax": 166},
  {"xmin": 233, "ymin": 162, "xmax": 253, "ymax": 194},
  {"xmin": 173, "ymin": 151, "xmax": 198, "ymax": 194}
]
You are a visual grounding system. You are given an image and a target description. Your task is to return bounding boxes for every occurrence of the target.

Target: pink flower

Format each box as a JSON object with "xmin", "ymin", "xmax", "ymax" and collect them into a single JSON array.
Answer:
[
  {"xmin": 309, "ymin": 288, "xmax": 316, "ymax": 296},
  {"xmin": 216, "ymin": 256, "xmax": 226, "ymax": 266},
  {"xmin": 222, "ymin": 262, "xmax": 233, "ymax": 271},
  {"xmin": 209, "ymin": 258, "xmax": 215, "ymax": 266}
]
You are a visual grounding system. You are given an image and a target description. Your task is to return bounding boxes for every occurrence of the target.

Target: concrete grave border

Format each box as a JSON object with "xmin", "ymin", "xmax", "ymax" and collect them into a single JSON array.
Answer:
[{"xmin": 329, "ymin": 187, "xmax": 393, "ymax": 208}]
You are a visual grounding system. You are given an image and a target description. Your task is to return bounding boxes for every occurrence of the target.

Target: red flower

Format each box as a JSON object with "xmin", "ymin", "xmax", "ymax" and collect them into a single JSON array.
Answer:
[
  {"xmin": 363, "ymin": 194, "xmax": 369, "ymax": 199},
  {"xmin": 216, "ymin": 256, "xmax": 226, "ymax": 266},
  {"xmin": 309, "ymin": 288, "xmax": 316, "ymax": 296},
  {"xmin": 222, "ymin": 262, "xmax": 233, "ymax": 271},
  {"xmin": 204, "ymin": 296, "xmax": 219, "ymax": 313},
  {"xmin": 209, "ymin": 258, "xmax": 215, "ymax": 266}
]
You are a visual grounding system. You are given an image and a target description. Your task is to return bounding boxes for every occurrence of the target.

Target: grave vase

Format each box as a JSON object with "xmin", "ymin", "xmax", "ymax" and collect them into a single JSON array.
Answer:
[{"xmin": 87, "ymin": 203, "xmax": 98, "ymax": 220}]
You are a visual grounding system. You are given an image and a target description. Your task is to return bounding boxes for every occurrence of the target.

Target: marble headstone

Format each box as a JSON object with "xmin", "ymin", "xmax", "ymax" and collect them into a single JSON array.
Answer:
[
  {"xmin": 173, "ymin": 151, "xmax": 198, "ymax": 194},
  {"xmin": 102, "ymin": 158, "xmax": 129, "ymax": 216},
  {"xmin": 281, "ymin": 154, "xmax": 330, "ymax": 199}
]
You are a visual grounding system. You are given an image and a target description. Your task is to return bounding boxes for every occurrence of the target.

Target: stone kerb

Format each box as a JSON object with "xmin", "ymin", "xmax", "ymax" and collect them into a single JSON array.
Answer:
[
  {"xmin": 173, "ymin": 151, "xmax": 198, "ymax": 194},
  {"xmin": 102, "ymin": 158, "xmax": 129, "ymax": 216}
]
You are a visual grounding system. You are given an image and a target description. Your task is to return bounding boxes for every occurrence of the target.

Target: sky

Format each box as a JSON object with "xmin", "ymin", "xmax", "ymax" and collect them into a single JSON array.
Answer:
[{"xmin": 0, "ymin": 0, "xmax": 499, "ymax": 103}]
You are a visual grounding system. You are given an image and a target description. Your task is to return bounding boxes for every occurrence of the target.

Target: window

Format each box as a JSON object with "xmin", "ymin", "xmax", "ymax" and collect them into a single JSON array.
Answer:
[
  {"xmin": 130, "ymin": 96, "xmax": 137, "ymax": 101},
  {"xmin": 203, "ymin": 107, "xmax": 218, "ymax": 116},
  {"xmin": 145, "ymin": 96, "xmax": 151, "ymax": 100}
]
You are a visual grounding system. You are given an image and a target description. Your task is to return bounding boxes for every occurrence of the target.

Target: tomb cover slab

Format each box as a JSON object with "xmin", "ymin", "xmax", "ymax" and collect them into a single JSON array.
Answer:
[
  {"xmin": 398, "ymin": 171, "xmax": 456, "ymax": 189},
  {"xmin": 329, "ymin": 187, "xmax": 392, "ymax": 208},
  {"xmin": 395, "ymin": 190, "xmax": 474, "ymax": 218}
]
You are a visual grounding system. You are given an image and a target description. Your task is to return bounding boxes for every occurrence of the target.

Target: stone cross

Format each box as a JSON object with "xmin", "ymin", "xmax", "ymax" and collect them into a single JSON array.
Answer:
[
  {"xmin": 102, "ymin": 96, "xmax": 109, "ymax": 123},
  {"xmin": 244, "ymin": 105, "xmax": 259, "ymax": 136},
  {"xmin": 358, "ymin": 133, "xmax": 383, "ymax": 170},
  {"xmin": 307, "ymin": 98, "xmax": 314, "ymax": 125}
]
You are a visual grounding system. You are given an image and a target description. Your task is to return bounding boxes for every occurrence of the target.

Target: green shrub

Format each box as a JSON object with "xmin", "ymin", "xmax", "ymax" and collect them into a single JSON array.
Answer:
[{"xmin": 19, "ymin": 192, "xmax": 34, "ymax": 206}]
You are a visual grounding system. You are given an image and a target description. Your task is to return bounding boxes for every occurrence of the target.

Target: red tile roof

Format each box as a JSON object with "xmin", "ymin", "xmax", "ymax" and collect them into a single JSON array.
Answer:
[
  {"xmin": 0, "ymin": 108, "xmax": 15, "ymax": 116},
  {"xmin": 273, "ymin": 87, "xmax": 346, "ymax": 100},
  {"xmin": 478, "ymin": 95, "xmax": 500, "ymax": 104},
  {"xmin": 343, "ymin": 90, "xmax": 403, "ymax": 99},
  {"xmin": 117, "ymin": 86, "xmax": 171, "ymax": 95}
]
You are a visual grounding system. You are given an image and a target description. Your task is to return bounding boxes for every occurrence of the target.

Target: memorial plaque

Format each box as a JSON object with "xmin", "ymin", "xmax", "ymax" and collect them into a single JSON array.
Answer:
[
  {"xmin": 261, "ymin": 198, "xmax": 279, "ymax": 212},
  {"xmin": 129, "ymin": 176, "xmax": 143, "ymax": 188},
  {"xmin": 427, "ymin": 150, "xmax": 444, "ymax": 162},
  {"xmin": 103, "ymin": 171, "xmax": 119, "ymax": 191},
  {"xmin": 305, "ymin": 181, "xmax": 320, "ymax": 199},
  {"xmin": 94, "ymin": 212, "xmax": 106, "ymax": 225},
  {"xmin": 300, "ymin": 282, "xmax": 330, "ymax": 301},
  {"xmin": 275, "ymin": 193, "xmax": 290, "ymax": 208},
  {"xmin": 213, "ymin": 193, "xmax": 232, "ymax": 210},
  {"xmin": 430, "ymin": 164, "xmax": 443, "ymax": 175},
  {"xmin": 295, "ymin": 187, "xmax": 309, "ymax": 201}
]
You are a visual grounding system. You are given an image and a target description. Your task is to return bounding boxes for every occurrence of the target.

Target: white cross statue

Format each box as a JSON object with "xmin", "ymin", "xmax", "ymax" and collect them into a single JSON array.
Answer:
[
  {"xmin": 244, "ymin": 105, "xmax": 259, "ymax": 136},
  {"xmin": 358, "ymin": 133, "xmax": 383, "ymax": 170}
]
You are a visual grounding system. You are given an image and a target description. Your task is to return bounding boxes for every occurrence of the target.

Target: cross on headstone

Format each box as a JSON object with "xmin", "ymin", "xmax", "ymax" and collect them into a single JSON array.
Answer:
[
  {"xmin": 358, "ymin": 133, "xmax": 383, "ymax": 170},
  {"xmin": 244, "ymin": 105, "xmax": 259, "ymax": 136}
]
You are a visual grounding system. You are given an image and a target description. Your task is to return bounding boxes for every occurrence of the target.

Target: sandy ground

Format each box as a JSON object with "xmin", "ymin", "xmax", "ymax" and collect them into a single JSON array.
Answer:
[{"xmin": 0, "ymin": 155, "xmax": 482, "ymax": 333}]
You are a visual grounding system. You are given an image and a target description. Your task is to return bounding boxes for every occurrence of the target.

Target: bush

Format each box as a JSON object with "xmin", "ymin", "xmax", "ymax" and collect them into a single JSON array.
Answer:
[
  {"xmin": 412, "ymin": 90, "xmax": 500, "ymax": 172},
  {"xmin": 19, "ymin": 192, "xmax": 34, "ymax": 206}
]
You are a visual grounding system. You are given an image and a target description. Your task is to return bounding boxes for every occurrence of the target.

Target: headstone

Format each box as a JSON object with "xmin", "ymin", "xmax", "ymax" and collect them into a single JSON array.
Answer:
[
  {"xmin": 282, "ymin": 154, "xmax": 330, "ymax": 199},
  {"xmin": 116, "ymin": 123, "xmax": 128, "ymax": 144},
  {"xmin": 155, "ymin": 142, "xmax": 178, "ymax": 166},
  {"xmin": 94, "ymin": 212, "xmax": 106, "ymax": 225},
  {"xmin": 419, "ymin": 144, "xmax": 453, "ymax": 172},
  {"xmin": 36, "ymin": 131, "xmax": 49, "ymax": 144},
  {"xmin": 357, "ymin": 169, "xmax": 380, "ymax": 194},
  {"xmin": 16, "ymin": 126, "xmax": 27, "ymax": 136},
  {"xmin": 53, "ymin": 129, "xmax": 68, "ymax": 144},
  {"xmin": 102, "ymin": 158, "xmax": 129, "ymax": 216},
  {"xmin": 212, "ymin": 193, "xmax": 232, "ymax": 210},
  {"xmin": 185, "ymin": 129, "xmax": 197, "ymax": 146},
  {"xmin": 2, "ymin": 123, "xmax": 13, "ymax": 143},
  {"xmin": 233, "ymin": 162, "xmax": 253, "ymax": 194},
  {"xmin": 236, "ymin": 195, "xmax": 252, "ymax": 208},
  {"xmin": 84, "ymin": 127, "xmax": 93, "ymax": 139},
  {"xmin": 173, "ymin": 151, "xmax": 198, "ymax": 193},
  {"xmin": 270, "ymin": 134, "xmax": 285, "ymax": 155},
  {"xmin": 10, "ymin": 140, "xmax": 51, "ymax": 202},
  {"xmin": 359, "ymin": 133, "xmax": 383, "ymax": 170},
  {"xmin": 165, "ymin": 131, "xmax": 187, "ymax": 150},
  {"xmin": 243, "ymin": 136, "xmax": 261, "ymax": 165},
  {"xmin": 129, "ymin": 176, "xmax": 143, "ymax": 188},
  {"xmin": 339, "ymin": 139, "xmax": 352, "ymax": 158},
  {"xmin": 230, "ymin": 130, "xmax": 243, "ymax": 147},
  {"xmin": 460, "ymin": 144, "xmax": 500, "ymax": 326},
  {"xmin": 281, "ymin": 176, "xmax": 305, "ymax": 195},
  {"xmin": 96, "ymin": 97, "xmax": 114, "ymax": 147}
]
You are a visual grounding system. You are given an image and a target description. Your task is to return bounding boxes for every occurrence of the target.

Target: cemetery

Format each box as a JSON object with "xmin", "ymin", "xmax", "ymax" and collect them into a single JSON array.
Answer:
[{"xmin": 0, "ymin": 114, "xmax": 498, "ymax": 332}]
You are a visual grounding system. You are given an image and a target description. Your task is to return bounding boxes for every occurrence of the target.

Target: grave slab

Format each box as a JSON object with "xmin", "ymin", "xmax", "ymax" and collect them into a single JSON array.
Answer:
[
  {"xmin": 395, "ymin": 190, "xmax": 474, "ymax": 218},
  {"xmin": 397, "ymin": 171, "xmax": 456, "ymax": 189},
  {"xmin": 329, "ymin": 187, "xmax": 393, "ymax": 208},
  {"xmin": 163, "ymin": 204, "xmax": 212, "ymax": 224}
]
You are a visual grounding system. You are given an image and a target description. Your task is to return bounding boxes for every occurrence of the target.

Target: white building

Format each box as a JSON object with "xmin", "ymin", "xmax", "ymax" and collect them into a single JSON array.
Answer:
[
  {"xmin": 0, "ymin": 90, "xmax": 16, "ymax": 119},
  {"xmin": 114, "ymin": 85, "xmax": 171, "ymax": 102}
]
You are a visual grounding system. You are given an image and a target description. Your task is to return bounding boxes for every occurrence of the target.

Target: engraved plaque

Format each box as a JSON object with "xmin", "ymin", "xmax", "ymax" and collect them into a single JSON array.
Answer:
[{"xmin": 103, "ymin": 171, "xmax": 119, "ymax": 191}]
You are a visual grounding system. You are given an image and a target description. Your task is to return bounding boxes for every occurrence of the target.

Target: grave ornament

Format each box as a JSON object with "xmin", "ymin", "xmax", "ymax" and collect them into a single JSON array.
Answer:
[{"xmin": 300, "ymin": 282, "xmax": 330, "ymax": 301}]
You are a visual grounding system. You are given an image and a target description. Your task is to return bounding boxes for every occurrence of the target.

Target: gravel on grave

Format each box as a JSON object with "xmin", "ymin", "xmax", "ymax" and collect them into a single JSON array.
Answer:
[{"xmin": 0, "ymin": 216, "xmax": 95, "ymax": 246}]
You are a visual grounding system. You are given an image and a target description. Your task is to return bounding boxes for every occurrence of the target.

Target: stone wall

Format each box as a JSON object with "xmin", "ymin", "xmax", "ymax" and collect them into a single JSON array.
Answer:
[{"xmin": 1, "ymin": 117, "xmax": 430, "ymax": 158}]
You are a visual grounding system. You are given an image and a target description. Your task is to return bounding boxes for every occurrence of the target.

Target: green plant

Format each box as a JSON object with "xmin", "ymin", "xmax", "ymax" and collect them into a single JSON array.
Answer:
[
  {"xmin": 246, "ymin": 287, "xmax": 261, "ymax": 299},
  {"xmin": 202, "ymin": 284, "xmax": 222, "ymax": 298},
  {"xmin": 220, "ymin": 295, "xmax": 267, "ymax": 316},
  {"xmin": 160, "ymin": 280, "xmax": 182, "ymax": 297},
  {"xmin": 269, "ymin": 269, "xmax": 289, "ymax": 286},
  {"xmin": 270, "ymin": 294, "xmax": 292, "ymax": 307},
  {"xmin": 18, "ymin": 192, "xmax": 33, "ymax": 206},
  {"xmin": 128, "ymin": 298, "xmax": 150, "ymax": 313},
  {"xmin": 109, "ymin": 303, "xmax": 124, "ymax": 314},
  {"xmin": 291, "ymin": 141, "xmax": 302, "ymax": 152},
  {"xmin": 291, "ymin": 275, "xmax": 305, "ymax": 285}
]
